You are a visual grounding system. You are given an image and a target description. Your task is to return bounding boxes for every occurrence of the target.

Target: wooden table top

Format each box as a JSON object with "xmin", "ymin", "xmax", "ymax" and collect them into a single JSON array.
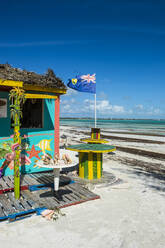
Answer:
[{"xmin": 66, "ymin": 144, "xmax": 116, "ymax": 153}]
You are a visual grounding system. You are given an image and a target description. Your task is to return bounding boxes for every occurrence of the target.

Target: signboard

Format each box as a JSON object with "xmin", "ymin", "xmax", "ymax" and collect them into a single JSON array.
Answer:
[{"xmin": 0, "ymin": 98, "xmax": 7, "ymax": 118}]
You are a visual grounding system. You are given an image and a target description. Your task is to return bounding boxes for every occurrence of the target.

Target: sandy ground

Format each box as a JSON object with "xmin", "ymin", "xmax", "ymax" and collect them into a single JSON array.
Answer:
[{"xmin": 0, "ymin": 126, "xmax": 165, "ymax": 248}]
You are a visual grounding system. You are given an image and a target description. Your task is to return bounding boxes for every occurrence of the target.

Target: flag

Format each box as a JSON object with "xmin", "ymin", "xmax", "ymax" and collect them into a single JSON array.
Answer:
[{"xmin": 67, "ymin": 74, "xmax": 96, "ymax": 94}]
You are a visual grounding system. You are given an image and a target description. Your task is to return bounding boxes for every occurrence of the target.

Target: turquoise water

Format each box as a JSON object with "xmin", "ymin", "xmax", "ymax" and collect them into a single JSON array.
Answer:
[{"xmin": 60, "ymin": 118, "xmax": 165, "ymax": 134}]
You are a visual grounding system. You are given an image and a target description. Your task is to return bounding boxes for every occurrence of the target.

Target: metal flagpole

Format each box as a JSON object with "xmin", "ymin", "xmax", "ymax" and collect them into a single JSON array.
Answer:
[{"xmin": 94, "ymin": 93, "xmax": 96, "ymax": 128}]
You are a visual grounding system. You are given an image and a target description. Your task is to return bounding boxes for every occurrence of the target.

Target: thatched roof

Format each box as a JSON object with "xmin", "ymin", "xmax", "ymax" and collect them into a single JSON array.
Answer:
[{"xmin": 0, "ymin": 64, "xmax": 66, "ymax": 89}]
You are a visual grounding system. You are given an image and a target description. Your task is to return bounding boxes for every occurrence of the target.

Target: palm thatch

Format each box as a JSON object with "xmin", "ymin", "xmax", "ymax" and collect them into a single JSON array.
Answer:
[{"xmin": 0, "ymin": 64, "xmax": 66, "ymax": 89}]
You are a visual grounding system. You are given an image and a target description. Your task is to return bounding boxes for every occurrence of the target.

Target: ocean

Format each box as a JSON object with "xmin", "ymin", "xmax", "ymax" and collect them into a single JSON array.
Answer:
[{"xmin": 60, "ymin": 118, "xmax": 165, "ymax": 134}]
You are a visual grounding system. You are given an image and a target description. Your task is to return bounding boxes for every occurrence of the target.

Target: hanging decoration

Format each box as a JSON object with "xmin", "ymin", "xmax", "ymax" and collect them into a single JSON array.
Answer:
[{"xmin": 9, "ymin": 87, "xmax": 26, "ymax": 199}]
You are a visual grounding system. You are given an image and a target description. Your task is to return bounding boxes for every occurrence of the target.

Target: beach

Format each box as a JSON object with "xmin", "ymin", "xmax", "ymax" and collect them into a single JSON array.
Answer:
[{"xmin": 0, "ymin": 124, "xmax": 165, "ymax": 248}]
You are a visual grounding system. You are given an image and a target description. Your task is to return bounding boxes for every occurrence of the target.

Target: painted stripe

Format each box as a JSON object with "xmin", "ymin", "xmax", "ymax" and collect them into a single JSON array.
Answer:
[
  {"xmin": 93, "ymin": 153, "xmax": 97, "ymax": 179},
  {"xmin": 0, "ymin": 133, "xmax": 54, "ymax": 141},
  {"xmin": 79, "ymin": 152, "xmax": 84, "ymax": 178},
  {"xmin": 0, "ymin": 79, "xmax": 23, "ymax": 87},
  {"xmin": 25, "ymin": 93, "xmax": 57, "ymax": 99},
  {"xmin": 101, "ymin": 153, "xmax": 103, "ymax": 176},
  {"xmin": 55, "ymin": 97, "xmax": 60, "ymax": 155},
  {"xmin": 88, "ymin": 153, "xmax": 93, "ymax": 180},
  {"xmin": 84, "ymin": 153, "xmax": 88, "ymax": 179},
  {"xmin": 24, "ymin": 85, "xmax": 67, "ymax": 94},
  {"xmin": 97, "ymin": 153, "xmax": 102, "ymax": 179}
]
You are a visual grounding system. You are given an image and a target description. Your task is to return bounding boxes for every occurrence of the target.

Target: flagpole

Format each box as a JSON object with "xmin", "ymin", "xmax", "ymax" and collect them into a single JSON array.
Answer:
[{"xmin": 94, "ymin": 93, "xmax": 96, "ymax": 128}]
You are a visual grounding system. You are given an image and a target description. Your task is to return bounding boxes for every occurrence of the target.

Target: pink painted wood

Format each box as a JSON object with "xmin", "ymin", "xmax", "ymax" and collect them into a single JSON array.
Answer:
[{"xmin": 54, "ymin": 96, "xmax": 60, "ymax": 156}]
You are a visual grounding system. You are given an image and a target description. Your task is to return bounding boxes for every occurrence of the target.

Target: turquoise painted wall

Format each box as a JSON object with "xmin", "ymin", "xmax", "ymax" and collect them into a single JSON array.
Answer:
[{"xmin": 0, "ymin": 91, "xmax": 56, "ymax": 176}]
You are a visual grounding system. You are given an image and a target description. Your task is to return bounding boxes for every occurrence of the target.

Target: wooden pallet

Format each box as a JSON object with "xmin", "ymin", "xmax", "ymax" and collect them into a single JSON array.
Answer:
[
  {"xmin": 0, "ymin": 172, "xmax": 71, "ymax": 194},
  {"xmin": 22, "ymin": 182, "xmax": 100, "ymax": 209},
  {"xmin": 0, "ymin": 191, "xmax": 43, "ymax": 222},
  {"xmin": 0, "ymin": 183, "xmax": 100, "ymax": 222}
]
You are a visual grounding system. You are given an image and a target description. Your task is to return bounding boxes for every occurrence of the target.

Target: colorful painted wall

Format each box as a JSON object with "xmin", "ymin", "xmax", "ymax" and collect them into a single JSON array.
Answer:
[{"xmin": 0, "ymin": 91, "xmax": 56, "ymax": 176}]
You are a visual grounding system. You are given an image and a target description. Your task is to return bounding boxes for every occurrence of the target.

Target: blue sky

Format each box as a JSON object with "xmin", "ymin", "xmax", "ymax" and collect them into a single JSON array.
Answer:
[{"xmin": 1, "ymin": 0, "xmax": 165, "ymax": 118}]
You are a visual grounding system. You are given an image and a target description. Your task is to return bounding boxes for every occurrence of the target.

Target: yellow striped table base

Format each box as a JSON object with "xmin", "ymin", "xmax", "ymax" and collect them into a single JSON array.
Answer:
[{"xmin": 79, "ymin": 152, "xmax": 103, "ymax": 180}]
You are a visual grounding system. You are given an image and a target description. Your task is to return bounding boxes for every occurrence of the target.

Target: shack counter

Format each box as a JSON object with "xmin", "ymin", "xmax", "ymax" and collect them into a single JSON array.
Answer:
[{"xmin": 0, "ymin": 64, "xmax": 67, "ymax": 177}]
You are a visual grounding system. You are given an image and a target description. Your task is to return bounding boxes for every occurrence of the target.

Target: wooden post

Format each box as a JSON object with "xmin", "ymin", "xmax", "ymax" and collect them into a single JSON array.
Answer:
[
  {"xmin": 9, "ymin": 87, "xmax": 25, "ymax": 199},
  {"xmin": 14, "ymin": 96, "xmax": 21, "ymax": 199},
  {"xmin": 54, "ymin": 96, "xmax": 60, "ymax": 156}
]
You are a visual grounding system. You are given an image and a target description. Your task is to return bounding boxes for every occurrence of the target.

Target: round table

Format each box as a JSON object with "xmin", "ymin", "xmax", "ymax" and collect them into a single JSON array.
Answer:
[
  {"xmin": 36, "ymin": 160, "xmax": 77, "ymax": 192},
  {"xmin": 81, "ymin": 138, "xmax": 109, "ymax": 144},
  {"xmin": 66, "ymin": 144, "xmax": 116, "ymax": 180}
]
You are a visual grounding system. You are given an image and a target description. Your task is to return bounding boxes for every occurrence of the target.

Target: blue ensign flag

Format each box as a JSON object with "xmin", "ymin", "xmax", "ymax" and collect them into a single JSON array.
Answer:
[{"xmin": 67, "ymin": 74, "xmax": 96, "ymax": 94}]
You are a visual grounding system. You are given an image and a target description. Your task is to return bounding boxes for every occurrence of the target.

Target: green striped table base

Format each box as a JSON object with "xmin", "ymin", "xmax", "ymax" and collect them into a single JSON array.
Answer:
[{"xmin": 79, "ymin": 152, "xmax": 103, "ymax": 180}]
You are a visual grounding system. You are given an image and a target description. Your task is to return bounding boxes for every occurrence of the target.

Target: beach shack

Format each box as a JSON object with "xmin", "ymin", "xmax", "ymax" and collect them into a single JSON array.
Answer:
[{"xmin": 0, "ymin": 64, "xmax": 67, "ymax": 196}]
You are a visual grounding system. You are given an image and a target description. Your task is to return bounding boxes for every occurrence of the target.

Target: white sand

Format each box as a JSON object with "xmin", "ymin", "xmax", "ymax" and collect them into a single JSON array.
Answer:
[
  {"xmin": 0, "ymin": 126, "xmax": 165, "ymax": 248},
  {"xmin": 0, "ymin": 160, "xmax": 165, "ymax": 248}
]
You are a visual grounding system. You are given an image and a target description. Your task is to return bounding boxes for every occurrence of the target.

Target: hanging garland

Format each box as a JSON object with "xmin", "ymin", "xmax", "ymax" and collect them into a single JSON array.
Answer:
[{"xmin": 9, "ymin": 87, "xmax": 25, "ymax": 199}]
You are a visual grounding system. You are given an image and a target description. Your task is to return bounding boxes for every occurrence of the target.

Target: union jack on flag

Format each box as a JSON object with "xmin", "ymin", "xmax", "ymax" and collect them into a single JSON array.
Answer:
[
  {"xmin": 81, "ymin": 74, "xmax": 96, "ymax": 83},
  {"xmin": 67, "ymin": 73, "xmax": 96, "ymax": 94}
]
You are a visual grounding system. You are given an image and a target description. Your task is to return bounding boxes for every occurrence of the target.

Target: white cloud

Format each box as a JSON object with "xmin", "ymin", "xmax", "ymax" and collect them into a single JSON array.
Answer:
[
  {"xmin": 61, "ymin": 104, "xmax": 75, "ymax": 113},
  {"xmin": 66, "ymin": 88, "xmax": 78, "ymax": 96},
  {"xmin": 84, "ymin": 99, "xmax": 125, "ymax": 114},
  {"xmin": 98, "ymin": 91, "xmax": 108, "ymax": 100},
  {"xmin": 112, "ymin": 105, "xmax": 125, "ymax": 113},
  {"xmin": 61, "ymin": 96, "xmax": 163, "ymax": 118},
  {"xmin": 70, "ymin": 98, "xmax": 76, "ymax": 103},
  {"xmin": 146, "ymin": 107, "xmax": 161, "ymax": 116},
  {"xmin": 135, "ymin": 104, "xmax": 144, "ymax": 110}
]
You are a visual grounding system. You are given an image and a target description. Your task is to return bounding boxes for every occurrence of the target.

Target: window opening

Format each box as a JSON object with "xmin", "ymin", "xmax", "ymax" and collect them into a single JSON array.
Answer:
[{"xmin": 11, "ymin": 99, "xmax": 43, "ymax": 129}]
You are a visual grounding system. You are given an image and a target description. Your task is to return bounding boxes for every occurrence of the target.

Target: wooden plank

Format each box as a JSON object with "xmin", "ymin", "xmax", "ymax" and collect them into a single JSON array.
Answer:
[
  {"xmin": 88, "ymin": 152, "xmax": 93, "ymax": 180},
  {"xmin": 36, "ymin": 188, "xmax": 61, "ymax": 207},
  {"xmin": 31, "ymin": 174, "xmax": 53, "ymax": 185},
  {"xmin": 21, "ymin": 175, "xmax": 32, "ymax": 185},
  {"xmin": 7, "ymin": 193, "xmax": 24, "ymax": 212},
  {"xmin": 68, "ymin": 183, "xmax": 95, "ymax": 198},
  {"xmin": 4, "ymin": 176, "xmax": 13, "ymax": 188},
  {"xmin": 29, "ymin": 174, "xmax": 47, "ymax": 185},
  {"xmin": 68, "ymin": 187, "xmax": 88, "ymax": 201},
  {"xmin": 28, "ymin": 187, "xmax": 61, "ymax": 208},
  {"xmin": 78, "ymin": 186, "xmax": 98, "ymax": 198},
  {"xmin": 43, "ymin": 175, "xmax": 54, "ymax": 184},
  {"xmin": 64, "ymin": 185, "xmax": 82, "ymax": 201},
  {"xmin": 25, "ymin": 93, "xmax": 57, "ymax": 99},
  {"xmin": 19, "ymin": 198, "xmax": 33, "ymax": 211},
  {"xmin": 44, "ymin": 196, "xmax": 59, "ymax": 209},
  {"xmin": 60, "ymin": 194, "xmax": 73, "ymax": 204},
  {"xmin": 23, "ymin": 175, "xmax": 38, "ymax": 185},
  {"xmin": 34, "ymin": 175, "xmax": 49, "ymax": 184},
  {"xmin": 0, "ymin": 177, "xmax": 10, "ymax": 188},
  {"xmin": 0, "ymin": 205, "xmax": 6, "ymax": 217},
  {"xmin": 23, "ymin": 84, "xmax": 67, "ymax": 94},
  {"xmin": 42, "ymin": 175, "xmax": 54, "ymax": 183},
  {"xmin": 20, "ymin": 175, "xmax": 29, "ymax": 186},
  {"xmin": 22, "ymin": 190, "xmax": 48, "ymax": 208},
  {"xmin": 0, "ymin": 194, "xmax": 15, "ymax": 215},
  {"xmin": 60, "ymin": 186, "xmax": 78, "ymax": 204},
  {"xmin": 21, "ymin": 191, "xmax": 40, "ymax": 209},
  {"xmin": 0, "ymin": 79, "xmax": 23, "ymax": 87}
]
